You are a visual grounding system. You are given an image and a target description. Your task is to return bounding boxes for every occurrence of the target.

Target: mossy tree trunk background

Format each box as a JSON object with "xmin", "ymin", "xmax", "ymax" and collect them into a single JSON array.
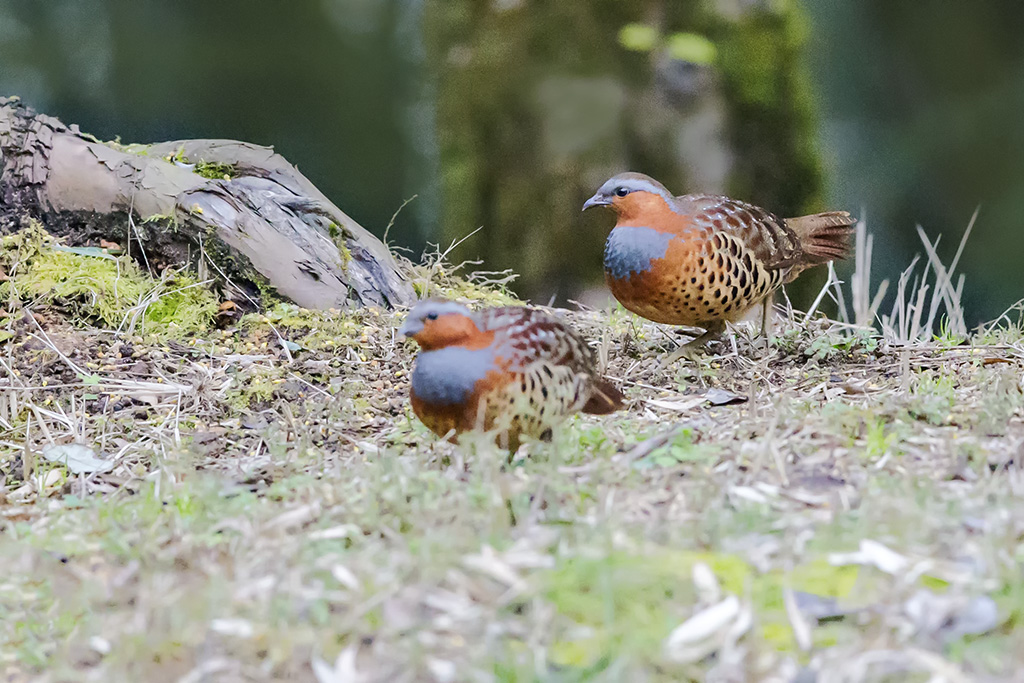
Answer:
[{"xmin": 0, "ymin": 97, "xmax": 414, "ymax": 311}]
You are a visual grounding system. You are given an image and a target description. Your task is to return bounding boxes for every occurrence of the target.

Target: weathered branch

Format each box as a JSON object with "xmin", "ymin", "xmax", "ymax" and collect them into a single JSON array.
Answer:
[{"xmin": 0, "ymin": 96, "xmax": 414, "ymax": 310}]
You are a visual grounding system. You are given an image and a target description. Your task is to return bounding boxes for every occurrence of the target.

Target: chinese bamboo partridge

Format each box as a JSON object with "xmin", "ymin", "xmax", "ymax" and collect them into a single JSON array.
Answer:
[
  {"xmin": 399, "ymin": 299, "xmax": 623, "ymax": 450},
  {"xmin": 583, "ymin": 172, "xmax": 856, "ymax": 351}
]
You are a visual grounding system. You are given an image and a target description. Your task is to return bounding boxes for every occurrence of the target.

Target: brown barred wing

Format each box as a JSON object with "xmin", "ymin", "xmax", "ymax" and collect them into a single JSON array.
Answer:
[
  {"xmin": 679, "ymin": 194, "xmax": 804, "ymax": 271},
  {"xmin": 475, "ymin": 307, "xmax": 610, "ymax": 417},
  {"xmin": 475, "ymin": 307, "xmax": 598, "ymax": 377}
]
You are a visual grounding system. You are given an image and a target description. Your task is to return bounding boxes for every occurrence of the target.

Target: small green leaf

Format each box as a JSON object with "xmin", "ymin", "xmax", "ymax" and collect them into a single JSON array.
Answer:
[
  {"xmin": 78, "ymin": 374, "xmax": 102, "ymax": 385},
  {"xmin": 53, "ymin": 245, "xmax": 118, "ymax": 260},
  {"xmin": 666, "ymin": 32, "xmax": 717, "ymax": 65},
  {"xmin": 618, "ymin": 23, "xmax": 659, "ymax": 52}
]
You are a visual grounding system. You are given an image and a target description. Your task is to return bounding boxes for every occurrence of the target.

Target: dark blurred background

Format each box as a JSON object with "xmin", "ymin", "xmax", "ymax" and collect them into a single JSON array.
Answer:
[{"xmin": 1, "ymin": 0, "xmax": 1022, "ymax": 323}]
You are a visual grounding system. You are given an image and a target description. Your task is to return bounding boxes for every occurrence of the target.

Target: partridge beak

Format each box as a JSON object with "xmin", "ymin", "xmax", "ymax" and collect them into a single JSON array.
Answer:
[
  {"xmin": 398, "ymin": 318, "xmax": 422, "ymax": 338},
  {"xmin": 582, "ymin": 193, "xmax": 611, "ymax": 211}
]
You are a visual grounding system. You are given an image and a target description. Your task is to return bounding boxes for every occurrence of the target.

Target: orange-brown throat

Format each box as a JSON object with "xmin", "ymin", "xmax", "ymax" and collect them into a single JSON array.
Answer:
[
  {"xmin": 410, "ymin": 314, "xmax": 494, "ymax": 351},
  {"xmin": 611, "ymin": 191, "xmax": 675, "ymax": 225}
]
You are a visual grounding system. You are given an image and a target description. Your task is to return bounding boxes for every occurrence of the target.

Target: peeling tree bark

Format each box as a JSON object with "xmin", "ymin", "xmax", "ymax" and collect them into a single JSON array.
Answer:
[{"xmin": 0, "ymin": 97, "xmax": 415, "ymax": 310}]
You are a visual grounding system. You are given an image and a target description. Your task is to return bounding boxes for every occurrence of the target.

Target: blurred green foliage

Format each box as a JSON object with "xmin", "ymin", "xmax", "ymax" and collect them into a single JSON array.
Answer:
[
  {"xmin": 10, "ymin": 2, "xmax": 1024, "ymax": 319},
  {"xmin": 665, "ymin": 33, "xmax": 718, "ymax": 65},
  {"xmin": 424, "ymin": 0, "xmax": 823, "ymax": 301}
]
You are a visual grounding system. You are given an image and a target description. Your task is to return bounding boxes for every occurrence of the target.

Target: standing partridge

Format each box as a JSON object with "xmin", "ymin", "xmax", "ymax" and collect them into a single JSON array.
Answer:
[
  {"xmin": 583, "ymin": 172, "xmax": 856, "ymax": 351},
  {"xmin": 399, "ymin": 299, "xmax": 623, "ymax": 450}
]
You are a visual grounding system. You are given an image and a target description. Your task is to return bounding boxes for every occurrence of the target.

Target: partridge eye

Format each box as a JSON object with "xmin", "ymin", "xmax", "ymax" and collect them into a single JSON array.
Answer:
[
  {"xmin": 615, "ymin": 187, "xmax": 629, "ymax": 197},
  {"xmin": 425, "ymin": 312, "xmax": 439, "ymax": 321}
]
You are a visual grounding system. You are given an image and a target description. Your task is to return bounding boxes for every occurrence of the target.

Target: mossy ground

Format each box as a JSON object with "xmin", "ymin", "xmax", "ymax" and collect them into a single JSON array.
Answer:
[{"xmin": 1, "ymin": 233, "xmax": 1024, "ymax": 681}]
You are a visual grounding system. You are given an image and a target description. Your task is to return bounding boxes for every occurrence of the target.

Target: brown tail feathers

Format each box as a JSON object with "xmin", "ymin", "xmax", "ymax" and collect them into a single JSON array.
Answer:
[
  {"xmin": 583, "ymin": 379, "xmax": 625, "ymax": 415},
  {"xmin": 787, "ymin": 211, "xmax": 856, "ymax": 265}
]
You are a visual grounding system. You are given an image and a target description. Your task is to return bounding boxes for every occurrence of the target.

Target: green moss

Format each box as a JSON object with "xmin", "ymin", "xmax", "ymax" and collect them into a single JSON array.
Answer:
[
  {"xmin": 246, "ymin": 302, "xmax": 366, "ymax": 351},
  {"xmin": 408, "ymin": 262, "xmax": 522, "ymax": 307},
  {"xmin": 789, "ymin": 559, "xmax": 860, "ymax": 597},
  {"xmin": 192, "ymin": 161, "xmax": 237, "ymax": 181},
  {"xmin": 544, "ymin": 551, "xmax": 695, "ymax": 667},
  {"xmin": 222, "ymin": 364, "xmax": 281, "ymax": 411},
  {"xmin": 907, "ymin": 370, "xmax": 957, "ymax": 425},
  {"xmin": 0, "ymin": 226, "xmax": 218, "ymax": 337},
  {"xmin": 542, "ymin": 550, "xmax": 865, "ymax": 665},
  {"xmin": 434, "ymin": 278, "xmax": 520, "ymax": 307},
  {"xmin": 863, "ymin": 416, "xmax": 898, "ymax": 460},
  {"xmin": 109, "ymin": 141, "xmax": 153, "ymax": 156},
  {"xmin": 163, "ymin": 145, "xmax": 238, "ymax": 181},
  {"xmin": 331, "ymin": 230, "xmax": 352, "ymax": 271}
]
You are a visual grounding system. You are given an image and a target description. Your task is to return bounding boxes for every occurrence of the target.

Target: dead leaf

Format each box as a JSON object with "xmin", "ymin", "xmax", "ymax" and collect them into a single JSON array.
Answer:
[
  {"xmin": 41, "ymin": 443, "xmax": 114, "ymax": 474},
  {"xmin": 663, "ymin": 595, "xmax": 748, "ymax": 664},
  {"xmin": 426, "ymin": 659, "xmax": 457, "ymax": 683},
  {"xmin": 828, "ymin": 539, "xmax": 909, "ymax": 574},
  {"xmin": 307, "ymin": 524, "xmax": 360, "ymax": 541},
  {"xmin": 134, "ymin": 393, "xmax": 160, "ymax": 406},
  {"xmin": 784, "ymin": 586, "xmax": 812, "ymax": 651},
  {"xmin": 646, "ymin": 397, "xmax": 705, "ymax": 412},
  {"xmin": 904, "ymin": 589, "xmax": 1000, "ymax": 642},
  {"xmin": 462, "ymin": 545, "xmax": 525, "ymax": 591},
  {"xmin": 192, "ymin": 430, "xmax": 225, "ymax": 444},
  {"xmin": 838, "ymin": 380, "xmax": 870, "ymax": 394},
  {"xmin": 265, "ymin": 502, "xmax": 321, "ymax": 531},
  {"xmin": 624, "ymin": 426, "xmax": 688, "ymax": 461},
  {"xmin": 330, "ymin": 565, "xmax": 361, "ymax": 591},
  {"xmin": 793, "ymin": 591, "xmax": 851, "ymax": 622},
  {"xmin": 312, "ymin": 645, "xmax": 364, "ymax": 683},
  {"xmin": 705, "ymin": 388, "xmax": 747, "ymax": 406},
  {"xmin": 692, "ymin": 562, "xmax": 721, "ymax": 604},
  {"xmin": 209, "ymin": 618, "xmax": 254, "ymax": 638}
]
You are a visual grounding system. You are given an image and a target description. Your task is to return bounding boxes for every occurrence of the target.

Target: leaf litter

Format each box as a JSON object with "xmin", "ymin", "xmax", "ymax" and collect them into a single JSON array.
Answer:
[{"xmin": 0, "ymin": 224, "xmax": 1022, "ymax": 680}]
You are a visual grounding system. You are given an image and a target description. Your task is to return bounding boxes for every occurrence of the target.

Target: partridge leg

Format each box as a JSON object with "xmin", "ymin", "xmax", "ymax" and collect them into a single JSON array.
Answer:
[
  {"xmin": 660, "ymin": 320, "xmax": 726, "ymax": 366},
  {"xmin": 760, "ymin": 298, "xmax": 771, "ymax": 337},
  {"xmin": 756, "ymin": 297, "xmax": 772, "ymax": 351},
  {"xmin": 757, "ymin": 292, "xmax": 778, "ymax": 352}
]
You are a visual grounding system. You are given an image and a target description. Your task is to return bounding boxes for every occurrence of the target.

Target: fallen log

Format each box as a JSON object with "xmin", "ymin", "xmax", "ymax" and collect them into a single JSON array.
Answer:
[{"xmin": 0, "ymin": 96, "xmax": 414, "ymax": 310}]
